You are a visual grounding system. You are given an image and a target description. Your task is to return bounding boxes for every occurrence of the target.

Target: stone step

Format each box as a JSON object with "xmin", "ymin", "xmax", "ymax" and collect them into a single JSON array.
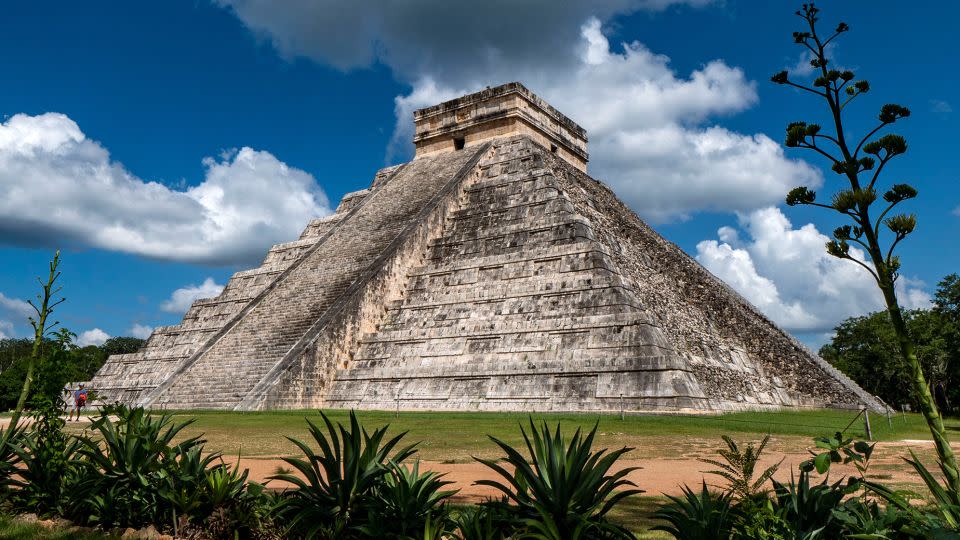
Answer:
[
  {"xmin": 152, "ymin": 147, "xmax": 486, "ymax": 409},
  {"xmin": 359, "ymin": 312, "xmax": 658, "ymax": 343}
]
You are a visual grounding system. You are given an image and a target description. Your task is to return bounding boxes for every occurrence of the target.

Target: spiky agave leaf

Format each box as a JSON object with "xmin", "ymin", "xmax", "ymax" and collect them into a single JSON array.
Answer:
[
  {"xmin": 362, "ymin": 460, "xmax": 458, "ymax": 538},
  {"xmin": 0, "ymin": 421, "xmax": 27, "ymax": 496},
  {"xmin": 475, "ymin": 419, "xmax": 641, "ymax": 539},
  {"xmin": 270, "ymin": 410, "xmax": 417, "ymax": 538},
  {"xmin": 652, "ymin": 482, "xmax": 734, "ymax": 540},
  {"xmin": 69, "ymin": 404, "xmax": 206, "ymax": 528}
]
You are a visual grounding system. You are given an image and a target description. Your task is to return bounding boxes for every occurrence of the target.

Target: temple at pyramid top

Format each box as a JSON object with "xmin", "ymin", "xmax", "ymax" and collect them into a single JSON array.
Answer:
[{"xmin": 413, "ymin": 82, "xmax": 589, "ymax": 171}]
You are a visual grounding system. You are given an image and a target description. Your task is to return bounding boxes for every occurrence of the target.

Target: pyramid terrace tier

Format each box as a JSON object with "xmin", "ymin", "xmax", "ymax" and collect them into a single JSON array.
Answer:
[{"xmin": 91, "ymin": 135, "xmax": 883, "ymax": 412}]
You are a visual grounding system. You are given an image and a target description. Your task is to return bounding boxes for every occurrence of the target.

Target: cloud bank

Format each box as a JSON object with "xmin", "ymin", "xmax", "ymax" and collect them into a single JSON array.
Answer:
[
  {"xmin": 219, "ymin": 3, "xmax": 818, "ymax": 223},
  {"xmin": 0, "ymin": 292, "xmax": 32, "ymax": 339},
  {"xmin": 0, "ymin": 113, "xmax": 332, "ymax": 266},
  {"xmin": 696, "ymin": 207, "xmax": 931, "ymax": 335}
]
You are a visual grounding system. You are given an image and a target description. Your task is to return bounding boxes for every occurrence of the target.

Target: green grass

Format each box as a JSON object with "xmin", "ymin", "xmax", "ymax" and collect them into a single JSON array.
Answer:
[
  {"xmin": 606, "ymin": 496, "xmax": 672, "ymax": 539},
  {"xmin": 117, "ymin": 408, "xmax": 955, "ymax": 461},
  {"xmin": 0, "ymin": 515, "xmax": 118, "ymax": 540}
]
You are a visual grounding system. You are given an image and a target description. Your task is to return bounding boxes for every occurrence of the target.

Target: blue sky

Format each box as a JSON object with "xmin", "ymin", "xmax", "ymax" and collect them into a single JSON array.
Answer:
[{"xmin": 0, "ymin": 0, "xmax": 956, "ymax": 348}]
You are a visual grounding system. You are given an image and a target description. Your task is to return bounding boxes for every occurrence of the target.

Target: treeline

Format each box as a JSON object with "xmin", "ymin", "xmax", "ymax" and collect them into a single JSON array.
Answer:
[
  {"xmin": 822, "ymin": 273, "xmax": 960, "ymax": 413},
  {"xmin": 0, "ymin": 336, "xmax": 143, "ymax": 410}
]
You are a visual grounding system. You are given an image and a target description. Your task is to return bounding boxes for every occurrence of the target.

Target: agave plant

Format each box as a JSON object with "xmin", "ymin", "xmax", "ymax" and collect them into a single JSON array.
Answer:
[
  {"xmin": 201, "ymin": 475, "xmax": 279, "ymax": 540},
  {"xmin": 270, "ymin": 410, "xmax": 417, "ymax": 539},
  {"xmin": 699, "ymin": 435, "xmax": 781, "ymax": 502},
  {"xmin": 769, "ymin": 469, "xmax": 845, "ymax": 539},
  {"xmin": 205, "ymin": 460, "xmax": 251, "ymax": 510},
  {"xmin": 475, "ymin": 419, "xmax": 641, "ymax": 540},
  {"xmin": 363, "ymin": 460, "xmax": 457, "ymax": 538},
  {"xmin": 0, "ymin": 421, "xmax": 26, "ymax": 499},
  {"xmin": 69, "ymin": 404, "xmax": 204, "ymax": 528},
  {"xmin": 158, "ymin": 444, "xmax": 222, "ymax": 522},
  {"xmin": 652, "ymin": 482, "xmax": 734, "ymax": 540}
]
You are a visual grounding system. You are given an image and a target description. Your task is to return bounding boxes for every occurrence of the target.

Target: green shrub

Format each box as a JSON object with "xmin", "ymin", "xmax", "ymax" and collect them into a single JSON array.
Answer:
[
  {"xmin": 157, "ymin": 444, "xmax": 221, "ymax": 523},
  {"xmin": 363, "ymin": 460, "xmax": 457, "ymax": 539},
  {"xmin": 831, "ymin": 498, "xmax": 922, "ymax": 539},
  {"xmin": 867, "ymin": 450, "xmax": 960, "ymax": 536},
  {"xmin": 475, "ymin": 420, "xmax": 640, "ymax": 540},
  {"xmin": 199, "ymin": 480, "xmax": 283, "ymax": 540},
  {"xmin": 699, "ymin": 434, "xmax": 780, "ymax": 502},
  {"xmin": 270, "ymin": 410, "xmax": 417, "ymax": 539},
  {"xmin": 731, "ymin": 499, "xmax": 791, "ymax": 540},
  {"xmin": 8, "ymin": 399, "xmax": 79, "ymax": 516},
  {"xmin": 654, "ymin": 432, "xmax": 949, "ymax": 540},
  {"xmin": 652, "ymin": 482, "xmax": 734, "ymax": 540},
  {"xmin": 769, "ymin": 469, "xmax": 846, "ymax": 538}
]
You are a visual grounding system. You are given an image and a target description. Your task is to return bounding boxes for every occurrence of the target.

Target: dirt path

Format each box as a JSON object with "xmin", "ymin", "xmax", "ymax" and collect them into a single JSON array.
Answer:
[{"xmin": 227, "ymin": 440, "xmax": 935, "ymax": 502}]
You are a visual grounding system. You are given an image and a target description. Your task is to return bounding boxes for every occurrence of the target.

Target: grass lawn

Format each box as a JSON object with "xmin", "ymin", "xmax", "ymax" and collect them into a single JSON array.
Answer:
[{"xmin": 101, "ymin": 407, "xmax": 955, "ymax": 461}]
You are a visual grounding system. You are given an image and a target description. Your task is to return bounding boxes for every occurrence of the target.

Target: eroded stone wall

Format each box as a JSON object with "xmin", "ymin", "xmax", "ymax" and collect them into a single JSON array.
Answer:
[{"xmin": 542, "ymin": 149, "xmax": 881, "ymax": 410}]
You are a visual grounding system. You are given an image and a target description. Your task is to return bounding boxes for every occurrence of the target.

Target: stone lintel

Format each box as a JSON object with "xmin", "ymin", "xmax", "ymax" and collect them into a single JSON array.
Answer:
[{"xmin": 413, "ymin": 82, "xmax": 588, "ymax": 171}]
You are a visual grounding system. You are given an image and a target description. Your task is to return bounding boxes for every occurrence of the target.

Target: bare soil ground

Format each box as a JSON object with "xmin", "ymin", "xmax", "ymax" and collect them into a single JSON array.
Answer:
[{"xmin": 223, "ymin": 437, "xmax": 950, "ymax": 502}]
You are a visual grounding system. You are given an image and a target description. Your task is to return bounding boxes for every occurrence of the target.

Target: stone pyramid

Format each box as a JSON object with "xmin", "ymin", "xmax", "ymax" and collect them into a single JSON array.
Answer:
[{"xmin": 92, "ymin": 82, "xmax": 880, "ymax": 412}]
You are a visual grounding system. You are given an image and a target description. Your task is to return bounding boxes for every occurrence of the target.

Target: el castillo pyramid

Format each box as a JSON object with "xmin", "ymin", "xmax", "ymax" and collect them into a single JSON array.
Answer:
[{"xmin": 92, "ymin": 82, "xmax": 880, "ymax": 412}]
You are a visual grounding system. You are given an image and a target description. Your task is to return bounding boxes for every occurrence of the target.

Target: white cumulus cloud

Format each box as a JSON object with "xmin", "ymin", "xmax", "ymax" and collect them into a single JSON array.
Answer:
[
  {"xmin": 392, "ymin": 20, "xmax": 821, "ymax": 222},
  {"xmin": 77, "ymin": 328, "xmax": 110, "ymax": 347},
  {"xmin": 0, "ymin": 292, "xmax": 32, "ymax": 319},
  {"xmin": 0, "ymin": 113, "xmax": 332, "ymax": 266},
  {"xmin": 129, "ymin": 323, "xmax": 154, "ymax": 339},
  {"xmin": 220, "ymin": 2, "xmax": 819, "ymax": 222},
  {"xmin": 0, "ymin": 292, "xmax": 32, "ymax": 339},
  {"xmin": 160, "ymin": 278, "xmax": 225, "ymax": 314},
  {"xmin": 696, "ymin": 207, "xmax": 931, "ymax": 334}
]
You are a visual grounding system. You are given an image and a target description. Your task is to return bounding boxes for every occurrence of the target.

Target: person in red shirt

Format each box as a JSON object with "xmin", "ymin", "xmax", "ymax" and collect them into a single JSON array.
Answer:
[{"xmin": 68, "ymin": 384, "xmax": 88, "ymax": 422}]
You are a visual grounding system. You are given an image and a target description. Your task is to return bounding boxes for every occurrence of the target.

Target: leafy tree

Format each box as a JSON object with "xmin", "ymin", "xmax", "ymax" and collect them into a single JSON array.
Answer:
[
  {"xmin": 821, "ymin": 307, "xmax": 958, "ymax": 413},
  {"xmin": 933, "ymin": 274, "xmax": 960, "ymax": 410},
  {"xmin": 0, "ymin": 336, "xmax": 145, "ymax": 410},
  {"xmin": 0, "ymin": 338, "xmax": 32, "ymax": 373},
  {"xmin": 770, "ymin": 4, "xmax": 959, "ymax": 495},
  {"xmin": 934, "ymin": 274, "xmax": 960, "ymax": 316}
]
